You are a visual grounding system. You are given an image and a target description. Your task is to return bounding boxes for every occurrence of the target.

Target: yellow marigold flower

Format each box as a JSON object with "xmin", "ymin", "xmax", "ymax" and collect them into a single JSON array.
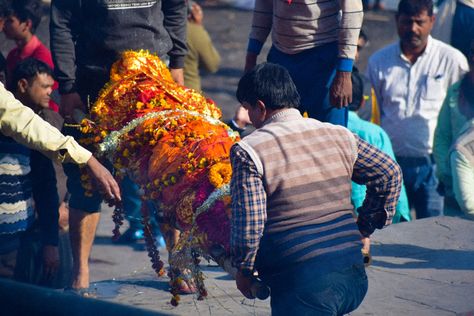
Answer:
[{"xmin": 208, "ymin": 162, "xmax": 232, "ymax": 188}]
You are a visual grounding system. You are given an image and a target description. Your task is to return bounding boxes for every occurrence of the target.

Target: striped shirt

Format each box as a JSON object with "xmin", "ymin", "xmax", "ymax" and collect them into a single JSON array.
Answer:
[
  {"xmin": 0, "ymin": 135, "xmax": 59, "ymax": 254},
  {"xmin": 248, "ymin": 0, "xmax": 363, "ymax": 70},
  {"xmin": 230, "ymin": 109, "xmax": 401, "ymax": 273}
]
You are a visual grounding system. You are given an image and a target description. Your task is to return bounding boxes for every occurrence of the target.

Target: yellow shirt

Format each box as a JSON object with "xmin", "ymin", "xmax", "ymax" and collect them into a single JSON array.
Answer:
[{"xmin": 0, "ymin": 83, "xmax": 91, "ymax": 165}]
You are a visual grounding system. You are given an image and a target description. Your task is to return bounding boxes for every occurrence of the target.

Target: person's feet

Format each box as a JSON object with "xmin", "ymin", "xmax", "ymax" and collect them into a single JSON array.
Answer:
[
  {"xmin": 64, "ymin": 286, "xmax": 97, "ymax": 298},
  {"xmin": 71, "ymin": 267, "xmax": 89, "ymax": 290}
]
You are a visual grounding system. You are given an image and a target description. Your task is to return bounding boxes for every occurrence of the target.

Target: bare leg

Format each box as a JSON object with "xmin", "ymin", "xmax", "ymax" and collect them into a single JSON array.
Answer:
[
  {"xmin": 159, "ymin": 223, "xmax": 180, "ymax": 253},
  {"xmin": 69, "ymin": 208, "xmax": 100, "ymax": 289}
]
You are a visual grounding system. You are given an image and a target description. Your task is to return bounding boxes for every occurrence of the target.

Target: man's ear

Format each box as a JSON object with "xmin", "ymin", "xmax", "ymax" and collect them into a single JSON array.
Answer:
[
  {"xmin": 25, "ymin": 19, "xmax": 33, "ymax": 32},
  {"xmin": 17, "ymin": 78, "xmax": 29, "ymax": 94},
  {"xmin": 256, "ymin": 100, "xmax": 266, "ymax": 113}
]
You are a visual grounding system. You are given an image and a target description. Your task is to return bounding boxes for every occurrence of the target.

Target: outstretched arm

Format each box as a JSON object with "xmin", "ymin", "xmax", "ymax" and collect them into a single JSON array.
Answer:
[{"xmin": 0, "ymin": 84, "xmax": 121, "ymax": 201}]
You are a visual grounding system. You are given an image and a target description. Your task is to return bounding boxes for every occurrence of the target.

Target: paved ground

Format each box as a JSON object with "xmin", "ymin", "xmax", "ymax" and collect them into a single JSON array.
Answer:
[{"xmin": 89, "ymin": 207, "xmax": 474, "ymax": 316}]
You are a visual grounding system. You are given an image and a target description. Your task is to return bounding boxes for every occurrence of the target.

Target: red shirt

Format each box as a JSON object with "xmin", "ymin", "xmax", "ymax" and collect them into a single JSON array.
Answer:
[{"xmin": 6, "ymin": 35, "xmax": 59, "ymax": 112}]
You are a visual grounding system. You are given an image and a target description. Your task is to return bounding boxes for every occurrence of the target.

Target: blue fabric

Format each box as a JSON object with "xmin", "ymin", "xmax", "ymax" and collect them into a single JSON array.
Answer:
[
  {"xmin": 336, "ymin": 58, "xmax": 354, "ymax": 72},
  {"xmin": 121, "ymin": 175, "xmax": 150, "ymax": 230},
  {"xmin": 0, "ymin": 175, "xmax": 32, "ymax": 203},
  {"xmin": 451, "ymin": 2, "xmax": 474, "ymax": 59},
  {"xmin": 270, "ymin": 263, "xmax": 368, "ymax": 316},
  {"xmin": 0, "ymin": 135, "xmax": 59, "ymax": 245},
  {"xmin": 248, "ymin": 38, "xmax": 264, "ymax": 55},
  {"xmin": 347, "ymin": 112, "xmax": 411, "ymax": 222},
  {"xmin": 256, "ymin": 213, "xmax": 362, "ymax": 276},
  {"xmin": 0, "ymin": 136, "xmax": 34, "ymax": 237},
  {"xmin": 0, "ymin": 215, "xmax": 35, "ymax": 235},
  {"xmin": 267, "ymin": 43, "xmax": 348, "ymax": 126},
  {"xmin": 396, "ymin": 156, "xmax": 444, "ymax": 219}
]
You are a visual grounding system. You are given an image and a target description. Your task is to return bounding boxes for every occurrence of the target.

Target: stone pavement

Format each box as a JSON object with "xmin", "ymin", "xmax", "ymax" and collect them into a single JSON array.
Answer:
[{"xmin": 88, "ymin": 206, "xmax": 474, "ymax": 316}]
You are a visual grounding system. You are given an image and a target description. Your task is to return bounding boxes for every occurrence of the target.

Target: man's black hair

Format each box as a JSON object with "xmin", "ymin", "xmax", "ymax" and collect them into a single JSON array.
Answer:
[
  {"xmin": 348, "ymin": 72, "xmax": 364, "ymax": 112},
  {"xmin": 236, "ymin": 63, "xmax": 300, "ymax": 110},
  {"xmin": 9, "ymin": 58, "xmax": 54, "ymax": 91},
  {"xmin": 397, "ymin": 0, "xmax": 434, "ymax": 17},
  {"xmin": 11, "ymin": 0, "xmax": 43, "ymax": 33},
  {"xmin": 0, "ymin": 0, "xmax": 12, "ymax": 18}
]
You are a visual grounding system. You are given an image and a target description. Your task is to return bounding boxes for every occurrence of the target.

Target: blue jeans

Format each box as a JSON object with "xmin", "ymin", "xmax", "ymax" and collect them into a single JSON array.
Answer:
[
  {"xmin": 451, "ymin": 2, "xmax": 474, "ymax": 59},
  {"xmin": 267, "ymin": 43, "xmax": 348, "ymax": 126},
  {"xmin": 269, "ymin": 264, "xmax": 368, "ymax": 316},
  {"xmin": 396, "ymin": 156, "xmax": 444, "ymax": 219},
  {"xmin": 121, "ymin": 175, "xmax": 145, "ymax": 230}
]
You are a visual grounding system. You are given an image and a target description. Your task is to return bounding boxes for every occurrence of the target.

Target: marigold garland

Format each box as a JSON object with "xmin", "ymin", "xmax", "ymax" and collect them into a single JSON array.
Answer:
[{"xmin": 79, "ymin": 50, "xmax": 239, "ymax": 305}]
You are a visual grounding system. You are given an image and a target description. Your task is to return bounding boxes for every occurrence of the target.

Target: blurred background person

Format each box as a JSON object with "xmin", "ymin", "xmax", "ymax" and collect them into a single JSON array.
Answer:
[
  {"xmin": 1, "ymin": 60, "xmax": 60, "ymax": 284},
  {"xmin": 244, "ymin": 0, "xmax": 364, "ymax": 126},
  {"xmin": 10, "ymin": 58, "xmax": 72, "ymax": 288},
  {"xmin": 367, "ymin": 0, "xmax": 468, "ymax": 219},
  {"xmin": 432, "ymin": 0, "xmax": 474, "ymax": 59},
  {"xmin": 184, "ymin": 1, "xmax": 220, "ymax": 92},
  {"xmin": 449, "ymin": 52, "xmax": 474, "ymax": 220},
  {"xmin": 434, "ymin": 40, "xmax": 474, "ymax": 219},
  {"xmin": 2, "ymin": 0, "xmax": 59, "ymax": 111},
  {"xmin": 348, "ymin": 71, "xmax": 411, "ymax": 223}
]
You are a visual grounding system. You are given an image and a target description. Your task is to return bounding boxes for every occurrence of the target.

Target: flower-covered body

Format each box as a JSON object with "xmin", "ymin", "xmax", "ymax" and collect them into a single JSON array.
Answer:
[{"xmin": 80, "ymin": 51, "xmax": 239, "ymax": 301}]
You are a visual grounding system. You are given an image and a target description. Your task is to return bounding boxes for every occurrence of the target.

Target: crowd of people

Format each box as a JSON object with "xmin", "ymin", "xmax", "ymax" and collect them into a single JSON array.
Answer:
[{"xmin": 0, "ymin": 0, "xmax": 473, "ymax": 314}]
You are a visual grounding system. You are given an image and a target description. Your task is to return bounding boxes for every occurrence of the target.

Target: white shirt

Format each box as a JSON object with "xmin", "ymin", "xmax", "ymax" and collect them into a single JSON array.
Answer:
[
  {"xmin": 367, "ymin": 36, "xmax": 469, "ymax": 157},
  {"xmin": 458, "ymin": 0, "xmax": 474, "ymax": 8}
]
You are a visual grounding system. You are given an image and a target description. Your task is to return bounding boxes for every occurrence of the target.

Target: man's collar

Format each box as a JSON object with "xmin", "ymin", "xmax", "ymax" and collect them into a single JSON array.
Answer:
[
  {"xmin": 262, "ymin": 108, "xmax": 301, "ymax": 127},
  {"xmin": 398, "ymin": 35, "xmax": 433, "ymax": 63},
  {"xmin": 19, "ymin": 35, "xmax": 40, "ymax": 59}
]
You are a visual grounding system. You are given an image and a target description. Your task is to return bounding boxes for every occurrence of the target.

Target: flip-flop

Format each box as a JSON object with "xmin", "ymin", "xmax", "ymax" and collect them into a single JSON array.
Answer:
[{"xmin": 64, "ymin": 287, "xmax": 97, "ymax": 298}]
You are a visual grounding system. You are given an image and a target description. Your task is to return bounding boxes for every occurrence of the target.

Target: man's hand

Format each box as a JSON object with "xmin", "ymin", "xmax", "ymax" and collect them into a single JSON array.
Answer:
[
  {"xmin": 236, "ymin": 270, "xmax": 256, "ymax": 299},
  {"xmin": 244, "ymin": 52, "xmax": 258, "ymax": 73},
  {"xmin": 234, "ymin": 106, "xmax": 251, "ymax": 128},
  {"xmin": 361, "ymin": 237, "xmax": 370, "ymax": 255},
  {"xmin": 329, "ymin": 71, "xmax": 352, "ymax": 108},
  {"xmin": 42, "ymin": 245, "xmax": 60, "ymax": 279},
  {"xmin": 86, "ymin": 156, "xmax": 121, "ymax": 201},
  {"xmin": 170, "ymin": 68, "xmax": 184, "ymax": 86},
  {"xmin": 60, "ymin": 92, "xmax": 86, "ymax": 123},
  {"xmin": 357, "ymin": 209, "xmax": 387, "ymax": 237}
]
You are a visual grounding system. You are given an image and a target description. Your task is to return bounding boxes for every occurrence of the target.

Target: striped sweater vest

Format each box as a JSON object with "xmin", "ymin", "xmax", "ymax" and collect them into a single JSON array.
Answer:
[
  {"xmin": 0, "ymin": 135, "xmax": 35, "ymax": 237},
  {"xmin": 239, "ymin": 109, "xmax": 363, "ymax": 275},
  {"xmin": 250, "ymin": 0, "xmax": 363, "ymax": 58}
]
